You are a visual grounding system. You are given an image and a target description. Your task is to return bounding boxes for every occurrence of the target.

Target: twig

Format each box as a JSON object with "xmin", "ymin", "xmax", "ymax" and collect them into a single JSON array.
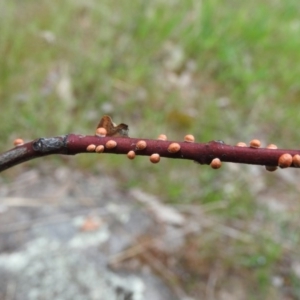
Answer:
[{"xmin": 1, "ymin": 134, "xmax": 300, "ymax": 172}]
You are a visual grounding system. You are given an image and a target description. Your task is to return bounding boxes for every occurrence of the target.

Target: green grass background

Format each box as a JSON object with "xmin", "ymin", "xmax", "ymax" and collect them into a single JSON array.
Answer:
[{"xmin": 1, "ymin": 0, "xmax": 300, "ymax": 298}]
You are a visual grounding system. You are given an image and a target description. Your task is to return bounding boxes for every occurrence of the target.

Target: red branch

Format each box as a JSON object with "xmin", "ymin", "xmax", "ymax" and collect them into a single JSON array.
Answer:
[{"xmin": 0, "ymin": 133, "xmax": 300, "ymax": 172}]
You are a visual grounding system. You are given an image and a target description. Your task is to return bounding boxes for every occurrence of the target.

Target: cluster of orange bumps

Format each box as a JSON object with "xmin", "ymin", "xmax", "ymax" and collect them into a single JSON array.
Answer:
[
  {"xmin": 238, "ymin": 139, "xmax": 300, "ymax": 171},
  {"xmin": 90, "ymin": 128, "xmax": 197, "ymax": 166}
]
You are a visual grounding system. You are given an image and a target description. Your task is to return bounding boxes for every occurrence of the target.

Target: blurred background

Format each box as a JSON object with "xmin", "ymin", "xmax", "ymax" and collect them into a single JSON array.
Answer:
[{"xmin": 1, "ymin": 0, "xmax": 300, "ymax": 299}]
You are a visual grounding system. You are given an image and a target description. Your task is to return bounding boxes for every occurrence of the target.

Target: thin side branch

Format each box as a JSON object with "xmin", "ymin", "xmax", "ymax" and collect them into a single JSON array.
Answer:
[{"xmin": 1, "ymin": 133, "xmax": 300, "ymax": 172}]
